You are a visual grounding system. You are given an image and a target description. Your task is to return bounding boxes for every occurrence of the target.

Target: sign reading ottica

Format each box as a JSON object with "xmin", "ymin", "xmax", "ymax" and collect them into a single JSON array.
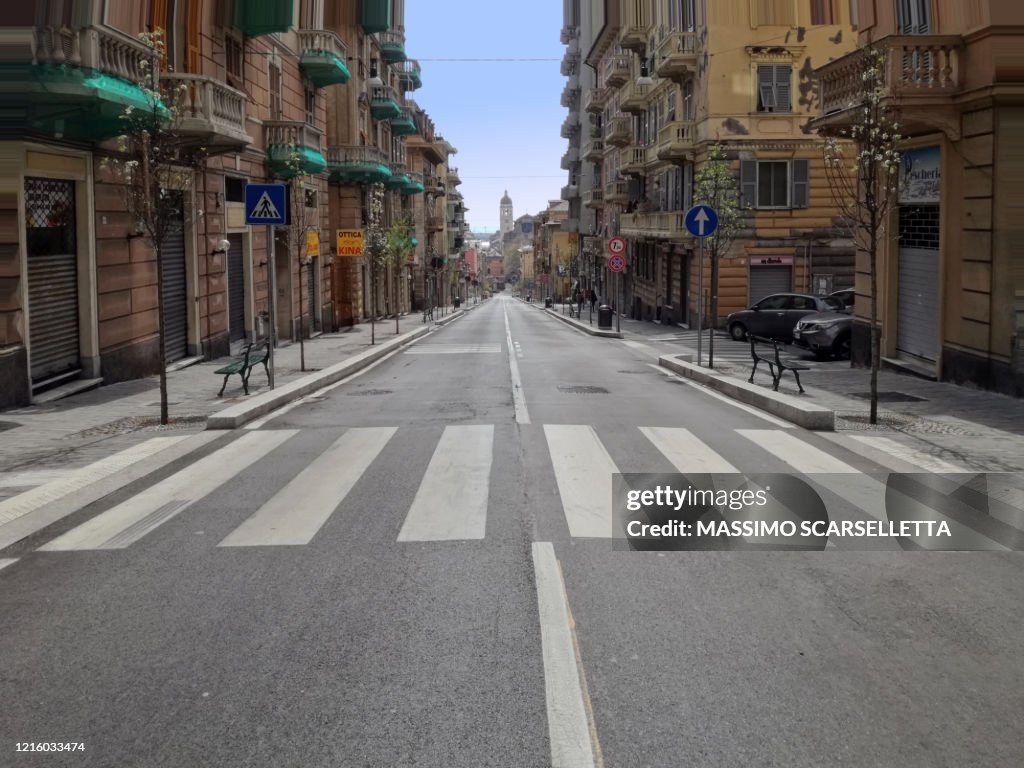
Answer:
[
  {"xmin": 899, "ymin": 146, "xmax": 940, "ymax": 204},
  {"xmin": 336, "ymin": 229, "xmax": 364, "ymax": 256}
]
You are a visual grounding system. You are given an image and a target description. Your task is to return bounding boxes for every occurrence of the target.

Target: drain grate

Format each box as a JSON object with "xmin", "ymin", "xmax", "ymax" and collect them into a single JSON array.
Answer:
[
  {"xmin": 849, "ymin": 391, "xmax": 927, "ymax": 403},
  {"xmin": 346, "ymin": 389, "xmax": 393, "ymax": 397},
  {"xmin": 558, "ymin": 385, "xmax": 609, "ymax": 394}
]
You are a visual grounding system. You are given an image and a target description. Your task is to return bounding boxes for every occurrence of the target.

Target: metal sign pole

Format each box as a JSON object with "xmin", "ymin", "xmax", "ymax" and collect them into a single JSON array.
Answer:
[
  {"xmin": 267, "ymin": 224, "xmax": 277, "ymax": 388},
  {"xmin": 697, "ymin": 237, "xmax": 703, "ymax": 367},
  {"xmin": 616, "ymin": 268, "xmax": 621, "ymax": 333}
]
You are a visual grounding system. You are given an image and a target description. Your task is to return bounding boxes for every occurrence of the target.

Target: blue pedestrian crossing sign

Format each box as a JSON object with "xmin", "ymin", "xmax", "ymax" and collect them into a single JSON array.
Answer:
[
  {"xmin": 684, "ymin": 204, "xmax": 718, "ymax": 238},
  {"xmin": 245, "ymin": 184, "xmax": 288, "ymax": 226}
]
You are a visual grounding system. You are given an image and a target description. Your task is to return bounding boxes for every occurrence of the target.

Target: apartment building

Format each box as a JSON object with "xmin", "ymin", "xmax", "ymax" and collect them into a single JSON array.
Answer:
[
  {"xmin": 814, "ymin": 0, "xmax": 1023, "ymax": 395},
  {"xmin": 563, "ymin": 0, "xmax": 857, "ymax": 326}
]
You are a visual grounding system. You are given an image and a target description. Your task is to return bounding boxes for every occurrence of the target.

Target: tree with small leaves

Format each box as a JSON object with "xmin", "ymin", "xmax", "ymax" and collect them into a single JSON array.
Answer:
[
  {"xmin": 822, "ymin": 45, "xmax": 903, "ymax": 424},
  {"xmin": 277, "ymin": 150, "xmax": 319, "ymax": 372},
  {"xmin": 693, "ymin": 143, "xmax": 745, "ymax": 368},
  {"xmin": 364, "ymin": 184, "xmax": 388, "ymax": 344},
  {"xmin": 103, "ymin": 30, "xmax": 209, "ymax": 424},
  {"xmin": 386, "ymin": 215, "xmax": 415, "ymax": 333}
]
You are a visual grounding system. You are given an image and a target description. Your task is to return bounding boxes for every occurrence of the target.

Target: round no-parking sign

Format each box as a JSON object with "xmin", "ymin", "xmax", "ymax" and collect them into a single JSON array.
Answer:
[{"xmin": 608, "ymin": 255, "xmax": 626, "ymax": 273}]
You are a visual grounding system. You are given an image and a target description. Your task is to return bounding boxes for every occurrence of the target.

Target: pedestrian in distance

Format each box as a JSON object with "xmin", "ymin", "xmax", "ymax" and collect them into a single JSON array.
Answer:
[
  {"xmin": 576, "ymin": 290, "xmax": 584, "ymax": 318},
  {"xmin": 590, "ymin": 289, "xmax": 598, "ymax": 312}
]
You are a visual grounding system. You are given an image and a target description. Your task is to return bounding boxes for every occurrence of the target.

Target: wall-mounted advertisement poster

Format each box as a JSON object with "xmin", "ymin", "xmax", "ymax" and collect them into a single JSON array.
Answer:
[{"xmin": 899, "ymin": 146, "xmax": 941, "ymax": 204}]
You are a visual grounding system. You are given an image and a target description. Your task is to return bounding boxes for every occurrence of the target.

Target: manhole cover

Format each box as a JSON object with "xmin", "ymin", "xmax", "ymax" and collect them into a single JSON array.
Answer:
[
  {"xmin": 616, "ymin": 370, "xmax": 649, "ymax": 374},
  {"xmin": 0, "ymin": 421, "xmax": 21, "ymax": 432},
  {"xmin": 558, "ymin": 385, "xmax": 609, "ymax": 394},
  {"xmin": 347, "ymin": 389, "xmax": 393, "ymax": 397},
  {"xmin": 849, "ymin": 391, "xmax": 927, "ymax": 403}
]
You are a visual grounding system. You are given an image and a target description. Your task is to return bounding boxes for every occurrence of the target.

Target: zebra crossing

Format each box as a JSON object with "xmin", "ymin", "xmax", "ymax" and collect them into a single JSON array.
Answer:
[{"xmin": 2, "ymin": 422, "xmax": 1017, "ymax": 558}]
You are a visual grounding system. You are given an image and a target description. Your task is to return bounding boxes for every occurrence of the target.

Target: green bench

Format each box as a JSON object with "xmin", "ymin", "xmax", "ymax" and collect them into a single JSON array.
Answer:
[{"xmin": 215, "ymin": 340, "xmax": 270, "ymax": 397}]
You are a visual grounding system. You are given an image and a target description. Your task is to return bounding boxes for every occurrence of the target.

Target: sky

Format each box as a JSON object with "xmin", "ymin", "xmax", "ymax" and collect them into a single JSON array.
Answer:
[{"xmin": 404, "ymin": 1, "xmax": 567, "ymax": 233}]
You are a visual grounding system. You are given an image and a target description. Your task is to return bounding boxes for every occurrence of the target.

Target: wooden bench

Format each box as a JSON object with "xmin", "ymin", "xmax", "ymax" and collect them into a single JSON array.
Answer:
[
  {"xmin": 748, "ymin": 335, "xmax": 810, "ymax": 394},
  {"xmin": 215, "ymin": 340, "xmax": 270, "ymax": 397}
]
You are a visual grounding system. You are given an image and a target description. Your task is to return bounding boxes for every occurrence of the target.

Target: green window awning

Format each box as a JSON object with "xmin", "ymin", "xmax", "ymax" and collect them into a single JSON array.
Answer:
[
  {"xmin": 300, "ymin": 50, "xmax": 351, "ymax": 87},
  {"xmin": 370, "ymin": 97, "xmax": 400, "ymax": 121},
  {"xmin": 384, "ymin": 173, "xmax": 411, "ymax": 190},
  {"xmin": 234, "ymin": 0, "xmax": 294, "ymax": 37},
  {"xmin": 400, "ymin": 180, "xmax": 425, "ymax": 196},
  {"xmin": 360, "ymin": 0, "xmax": 391, "ymax": 34},
  {"xmin": 267, "ymin": 144, "xmax": 327, "ymax": 177},
  {"xmin": 388, "ymin": 114, "xmax": 417, "ymax": 136}
]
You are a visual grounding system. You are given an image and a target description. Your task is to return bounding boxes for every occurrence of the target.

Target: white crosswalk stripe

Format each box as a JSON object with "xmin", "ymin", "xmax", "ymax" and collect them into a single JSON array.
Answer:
[
  {"xmin": 221, "ymin": 428, "xmax": 396, "ymax": 547},
  {"xmin": 404, "ymin": 344, "xmax": 500, "ymax": 355},
  {"xmin": 6, "ymin": 423, "xmax": 1014, "ymax": 558},
  {"xmin": 40, "ymin": 431, "xmax": 296, "ymax": 551},
  {"xmin": 398, "ymin": 425, "xmax": 494, "ymax": 542}
]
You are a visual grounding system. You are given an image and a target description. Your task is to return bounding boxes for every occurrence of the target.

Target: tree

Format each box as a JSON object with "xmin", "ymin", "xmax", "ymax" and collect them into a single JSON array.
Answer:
[
  {"xmin": 278, "ymin": 151, "xmax": 318, "ymax": 372},
  {"xmin": 822, "ymin": 45, "xmax": 903, "ymax": 424},
  {"xmin": 693, "ymin": 143, "xmax": 744, "ymax": 368},
  {"xmin": 364, "ymin": 184, "xmax": 387, "ymax": 344},
  {"xmin": 386, "ymin": 215, "xmax": 415, "ymax": 333},
  {"xmin": 104, "ymin": 30, "xmax": 208, "ymax": 424}
]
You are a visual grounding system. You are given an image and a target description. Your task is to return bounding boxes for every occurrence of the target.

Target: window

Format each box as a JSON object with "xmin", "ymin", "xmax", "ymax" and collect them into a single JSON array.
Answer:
[
  {"xmin": 300, "ymin": 0, "xmax": 321, "ymax": 29},
  {"xmin": 225, "ymin": 177, "xmax": 246, "ymax": 203},
  {"xmin": 740, "ymin": 159, "xmax": 809, "ymax": 209},
  {"xmin": 226, "ymin": 33, "xmax": 244, "ymax": 87},
  {"xmin": 897, "ymin": 0, "xmax": 932, "ymax": 34},
  {"xmin": 305, "ymin": 187, "xmax": 317, "ymax": 209},
  {"xmin": 305, "ymin": 85, "xmax": 316, "ymax": 125},
  {"xmin": 682, "ymin": 79, "xmax": 694, "ymax": 120},
  {"xmin": 810, "ymin": 0, "xmax": 834, "ymax": 24},
  {"xmin": 756, "ymin": 295, "xmax": 790, "ymax": 310},
  {"xmin": 757, "ymin": 65, "xmax": 791, "ymax": 112},
  {"xmin": 269, "ymin": 61, "xmax": 282, "ymax": 119},
  {"xmin": 668, "ymin": 0, "xmax": 696, "ymax": 31},
  {"xmin": 792, "ymin": 296, "xmax": 817, "ymax": 310}
]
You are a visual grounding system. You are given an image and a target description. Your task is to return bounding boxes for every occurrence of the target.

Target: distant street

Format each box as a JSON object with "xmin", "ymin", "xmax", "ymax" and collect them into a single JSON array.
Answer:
[{"xmin": 2, "ymin": 296, "xmax": 1022, "ymax": 767}]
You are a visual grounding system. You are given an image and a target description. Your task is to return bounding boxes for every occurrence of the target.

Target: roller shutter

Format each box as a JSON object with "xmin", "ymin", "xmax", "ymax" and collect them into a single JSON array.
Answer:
[
  {"xmin": 749, "ymin": 265, "xmax": 792, "ymax": 305},
  {"xmin": 162, "ymin": 205, "xmax": 188, "ymax": 363},
  {"xmin": 227, "ymin": 234, "xmax": 245, "ymax": 343},
  {"xmin": 896, "ymin": 206, "xmax": 940, "ymax": 362}
]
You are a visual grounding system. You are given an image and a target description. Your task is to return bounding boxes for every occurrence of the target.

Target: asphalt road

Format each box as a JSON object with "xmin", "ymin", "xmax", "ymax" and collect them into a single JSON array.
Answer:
[{"xmin": 1, "ymin": 295, "xmax": 1021, "ymax": 767}]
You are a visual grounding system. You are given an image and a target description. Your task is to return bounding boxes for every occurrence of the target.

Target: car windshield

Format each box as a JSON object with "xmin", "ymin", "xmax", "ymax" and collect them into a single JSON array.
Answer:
[{"xmin": 823, "ymin": 296, "xmax": 845, "ymax": 311}]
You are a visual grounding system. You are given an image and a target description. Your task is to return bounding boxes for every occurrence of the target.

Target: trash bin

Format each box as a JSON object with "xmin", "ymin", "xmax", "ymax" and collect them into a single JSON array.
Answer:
[
  {"xmin": 544, "ymin": 297, "xmax": 552, "ymax": 308},
  {"xmin": 597, "ymin": 304, "xmax": 613, "ymax": 329},
  {"xmin": 454, "ymin": 296, "xmax": 461, "ymax": 309}
]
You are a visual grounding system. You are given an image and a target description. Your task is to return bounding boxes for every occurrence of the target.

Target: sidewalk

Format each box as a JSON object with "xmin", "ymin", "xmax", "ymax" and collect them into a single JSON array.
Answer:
[{"xmin": 0, "ymin": 306, "xmax": 467, "ymax": 486}]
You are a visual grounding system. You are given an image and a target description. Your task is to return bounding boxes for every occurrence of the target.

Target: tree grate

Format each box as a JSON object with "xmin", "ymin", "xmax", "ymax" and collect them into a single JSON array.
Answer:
[{"xmin": 849, "ymin": 391, "xmax": 927, "ymax": 403}]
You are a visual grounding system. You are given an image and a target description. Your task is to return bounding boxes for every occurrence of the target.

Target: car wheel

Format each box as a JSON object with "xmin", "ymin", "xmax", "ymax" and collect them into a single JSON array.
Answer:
[
  {"xmin": 729, "ymin": 323, "xmax": 747, "ymax": 341},
  {"xmin": 832, "ymin": 334, "xmax": 851, "ymax": 360}
]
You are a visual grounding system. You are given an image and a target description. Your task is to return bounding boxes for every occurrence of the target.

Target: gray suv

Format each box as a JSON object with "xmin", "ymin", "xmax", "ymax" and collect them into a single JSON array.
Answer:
[
  {"xmin": 726, "ymin": 293, "xmax": 840, "ymax": 343},
  {"xmin": 793, "ymin": 289, "xmax": 855, "ymax": 359}
]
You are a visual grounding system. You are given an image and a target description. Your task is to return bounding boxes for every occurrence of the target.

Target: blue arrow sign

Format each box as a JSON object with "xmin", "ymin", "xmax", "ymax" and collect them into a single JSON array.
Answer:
[
  {"xmin": 684, "ymin": 204, "xmax": 719, "ymax": 238},
  {"xmin": 245, "ymin": 184, "xmax": 288, "ymax": 226}
]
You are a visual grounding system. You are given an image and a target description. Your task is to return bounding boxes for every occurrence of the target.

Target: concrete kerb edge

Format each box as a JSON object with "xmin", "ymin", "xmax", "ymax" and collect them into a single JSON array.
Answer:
[
  {"xmin": 543, "ymin": 307, "xmax": 624, "ymax": 338},
  {"xmin": 206, "ymin": 325, "xmax": 433, "ymax": 430},
  {"xmin": 658, "ymin": 354, "xmax": 836, "ymax": 431}
]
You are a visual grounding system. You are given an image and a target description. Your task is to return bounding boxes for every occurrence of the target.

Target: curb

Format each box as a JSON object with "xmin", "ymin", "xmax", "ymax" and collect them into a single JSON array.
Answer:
[
  {"xmin": 543, "ymin": 307, "xmax": 624, "ymax": 338},
  {"xmin": 658, "ymin": 355, "xmax": 836, "ymax": 431},
  {"xmin": 207, "ymin": 322, "xmax": 439, "ymax": 430}
]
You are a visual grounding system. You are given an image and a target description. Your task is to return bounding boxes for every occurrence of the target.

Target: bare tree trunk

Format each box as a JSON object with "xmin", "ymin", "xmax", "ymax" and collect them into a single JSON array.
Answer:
[
  {"xmin": 709, "ymin": 248, "xmax": 718, "ymax": 369},
  {"xmin": 142, "ymin": 133, "xmax": 169, "ymax": 425},
  {"xmin": 371, "ymin": 263, "xmax": 376, "ymax": 345},
  {"xmin": 869, "ymin": 241, "xmax": 879, "ymax": 424},
  {"xmin": 298, "ymin": 257, "xmax": 306, "ymax": 372}
]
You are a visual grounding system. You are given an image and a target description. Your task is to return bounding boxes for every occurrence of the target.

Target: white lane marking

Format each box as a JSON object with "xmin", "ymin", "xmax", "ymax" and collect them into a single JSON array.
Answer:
[
  {"xmin": 846, "ymin": 435, "xmax": 968, "ymax": 473},
  {"xmin": 245, "ymin": 345, "xmax": 411, "ymax": 430},
  {"xmin": 514, "ymin": 341, "xmax": 524, "ymax": 359},
  {"xmin": 532, "ymin": 542, "xmax": 598, "ymax": 768},
  {"xmin": 0, "ymin": 558, "xmax": 17, "ymax": 573},
  {"xmin": 40, "ymin": 431, "xmax": 297, "ymax": 551},
  {"xmin": 221, "ymin": 428, "xmax": 397, "ymax": 547},
  {"xmin": 404, "ymin": 344, "xmax": 500, "ymax": 354},
  {"xmin": 640, "ymin": 427, "xmax": 738, "ymax": 473},
  {"xmin": 505, "ymin": 304, "xmax": 531, "ymax": 424},
  {"xmin": 0, "ymin": 436, "xmax": 192, "ymax": 526},
  {"xmin": 650, "ymin": 364, "xmax": 795, "ymax": 429},
  {"xmin": 544, "ymin": 425, "xmax": 617, "ymax": 539},
  {"xmin": 620, "ymin": 340, "xmax": 658, "ymax": 356},
  {"xmin": 0, "ymin": 470, "xmax": 72, "ymax": 488},
  {"xmin": 397, "ymin": 425, "xmax": 494, "ymax": 541}
]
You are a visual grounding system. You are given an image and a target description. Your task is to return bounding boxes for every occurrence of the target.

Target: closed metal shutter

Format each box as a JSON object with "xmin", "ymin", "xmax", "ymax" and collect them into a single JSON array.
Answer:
[
  {"xmin": 307, "ymin": 262, "xmax": 318, "ymax": 333},
  {"xmin": 896, "ymin": 206, "xmax": 939, "ymax": 361},
  {"xmin": 162, "ymin": 205, "xmax": 188, "ymax": 363},
  {"xmin": 749, "ymin": 266, "xmax": 792, "ymax": 305},
  {"xmin": 25, "ymin": 178, "xmax": 79, "ymax": 383},
  {"xmin": 227, "ymin": 234, "xmax": 245, "ymax": 343}
]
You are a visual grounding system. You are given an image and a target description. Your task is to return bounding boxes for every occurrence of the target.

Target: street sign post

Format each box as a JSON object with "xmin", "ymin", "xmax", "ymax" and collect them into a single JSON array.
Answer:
[
  {"xmin": 685, "ymin": 204, "xmax": 719, "ymax": 368},
  {"xmin": 246, "ymin": 184, "xmax": 289, "ymax": 389}
]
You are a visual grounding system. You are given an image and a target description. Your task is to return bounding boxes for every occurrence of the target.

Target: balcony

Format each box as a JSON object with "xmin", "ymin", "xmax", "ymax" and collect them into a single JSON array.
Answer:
[
  {"xmin": 385, "ymin": 161, "xmax": 411, "ymax": 190},
  {"xmin": 426, "ymin": 214, "xmax": 444, "ymax": 232},
  {"xmin": 376, "ymin": 29, "xmax": 406, "ymax": 64},
  {"xmin": 161, "ymin": 74, "xmax": 250, "ymax": 151},
  {"xmin": 621, "ymin": 80, "xmax": 651, "ymax": 114},
  {"xmin": 583, "ymin": 87, "xmax": 610, "ymax": 114},
  {"xmin": 560, "ymin": 146, "xmax": 580, "ymax": 170},
  {"xmin": 620, "ymin": 22, "xmax": 650, "ymax": 54},
  {"xmin": 389, "ymin": 105, "xmax": 418, "ymax": 136},
  {"xmin": 561, "ymin": 37, "xmax": 581, "ymax": 76},
  {"xmin": 398, "ymin": 58, "xmax": 422, "ymax": 91},
  {"xmin": 560, "ymin": 25, "xmax": 579, "ymax": 45},
  {"xmin": 266, "ymin": 121, "xmax": 326, "ymax": 176},
  {"xmin": 561, "ymin": 182, "xmax": 579, "ymax": 200},
  {"xmin": 447, "ymin": 167, "xmax": 461, "ymax": 186},
  {"xmin": 622, "ymin": 145, "xmax": 650, "ymax": 175},
  {"xmin": 234, "ymin": 0, "xmax": 293, "ymax": 37},
  {"xmin": 298, "ymin": 30, "xmax": 350, "ymax": 87},
  {"xmin": 402, "ymin": 171, "xmax": 425, "ymax": 195},
  {"xmin": 605, "ymin": 114, "xmax": 631, "ymax": 146},
  {"xmin": 583, "ymin": 135, "xmax": 605, "ymax": 162},
  {"xmin": 815, "ymin": 35, "xmax": 965, "ymax": 138},
  {"xmin": 560, "ymin": 114, "xmax": 580, "ymax": 139},
  {"xmin": 369, "ymin": 84, "xmax": 401, "ymax": 120},
  {"xmin": 422, "ymin": 171, "xmax": 442, "ymax": 194},
  {"xmin": 561, "ymin": 81, "xmax": 581, "ymax": 108},
  {"xmin": 604, "ymin": 179, "xmax": 630, "ymax": 204},
  {"xmin": 6, "ymin": 25, "xmax": 162, "ymax": 141},
  {"xmin": 326, "ymin": 145, "xmax": 392, "ymax": 185},
  {"xmin": 583, "ymin": 188, "xmax": 604, "ymax": 208},
  {"xmin": 603, "ymin": 53, "xmax": 631, "ymax": 88},
  {"xmin": 620, "ymin": 211, "xmax": 689, "ymax": 240},
  {"xmin": 656, "ymin": 119, "xmax": 695, "ymax": 161},
  {"xmin": 655, "ymin": 31, "xmax": 698, "ymax": 82}
]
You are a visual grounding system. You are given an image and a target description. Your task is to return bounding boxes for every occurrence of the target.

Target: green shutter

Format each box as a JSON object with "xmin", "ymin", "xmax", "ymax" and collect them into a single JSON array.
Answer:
[
  {"xmin": 775, "ymin": 65, "xmax": 792, "ymax": 112},
  {"xmin": 234, "ymin": 0, "xmax": 294, "ymax": 37},
  {"xmin": 791, "ymin": 159, "xmax": 809, "ymax": 208},
  {"xmin": 740, "ymin": 160, "xmax": 757, "ymax": 208},
  {"xmin": 360, "ymin": 0, "xmax": 391, "ymax": 34}
]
